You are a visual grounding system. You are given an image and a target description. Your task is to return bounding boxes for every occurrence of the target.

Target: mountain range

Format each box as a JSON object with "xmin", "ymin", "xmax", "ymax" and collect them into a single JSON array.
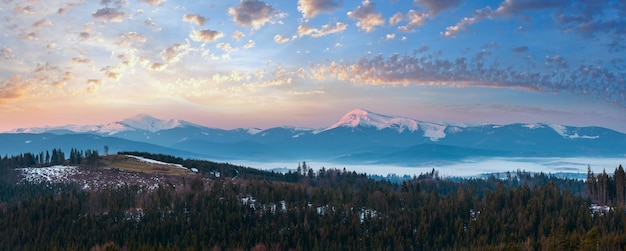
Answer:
[{"xmin": 2, "ymin": 109, "xmax": 626, "ymax": 166}]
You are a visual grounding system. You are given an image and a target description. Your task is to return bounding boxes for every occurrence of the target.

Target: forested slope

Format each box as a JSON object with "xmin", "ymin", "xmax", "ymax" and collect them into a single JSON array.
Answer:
[{"xmin": 0, "ymin": 150, "xmax": 624, "ymax": 250}]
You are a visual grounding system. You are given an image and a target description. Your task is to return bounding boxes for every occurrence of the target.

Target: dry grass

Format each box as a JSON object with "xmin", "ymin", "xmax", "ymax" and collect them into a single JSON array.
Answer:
[{"xmin": 100, "ymin": 154, "xmax": 193, "ymax": 176}]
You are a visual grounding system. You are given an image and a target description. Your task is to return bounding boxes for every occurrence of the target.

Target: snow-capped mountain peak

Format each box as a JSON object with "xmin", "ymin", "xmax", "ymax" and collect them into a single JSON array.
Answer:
[
  {"xmin": 118, "ymin": 114, "xmax": 184, "ymax": 133},
  {"xmin": 320, "ymin": 109, "xmax": 419, "ymax": 133}
]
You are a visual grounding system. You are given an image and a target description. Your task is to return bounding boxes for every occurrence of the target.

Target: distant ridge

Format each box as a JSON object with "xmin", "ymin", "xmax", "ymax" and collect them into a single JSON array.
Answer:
[{"xmin": 3, "ymin": 109, "xmax": 625, "ymax": 165}]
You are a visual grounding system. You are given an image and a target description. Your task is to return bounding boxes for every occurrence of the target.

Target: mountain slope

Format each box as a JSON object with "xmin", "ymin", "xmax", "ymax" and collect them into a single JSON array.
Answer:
[{"xmin": 3, "ymin": 109, "xmax": 626, "ymax": 165}]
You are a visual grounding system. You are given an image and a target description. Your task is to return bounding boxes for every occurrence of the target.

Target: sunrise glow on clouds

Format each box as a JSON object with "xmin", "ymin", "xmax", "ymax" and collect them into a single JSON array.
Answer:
[{"xmin": 0, "ymin": 0, "xmax": 625, "ymax": 132}]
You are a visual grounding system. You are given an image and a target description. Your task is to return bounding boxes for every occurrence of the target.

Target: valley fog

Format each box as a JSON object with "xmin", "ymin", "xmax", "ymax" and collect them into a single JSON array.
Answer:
[{"xmin": 233, "ymin": 156, "xmax": 626, "ymax": 178}]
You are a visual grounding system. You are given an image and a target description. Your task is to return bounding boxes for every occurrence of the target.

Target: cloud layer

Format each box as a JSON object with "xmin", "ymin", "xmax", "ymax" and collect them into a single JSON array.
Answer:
[{"xmin": 0, "ymin": 0, "xmax": 624, "ymax": 132}]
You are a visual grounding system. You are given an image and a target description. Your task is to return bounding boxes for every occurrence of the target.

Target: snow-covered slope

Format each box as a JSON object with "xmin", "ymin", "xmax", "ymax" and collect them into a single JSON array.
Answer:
[
  {"xmin": 6, "ymin": 114, "xmax": 201, "ymax": 136},
  {"xmin": 319, "ymin": 109, "xmax": 419, "ymax": 133},
  {"xmin": 316, "ymin": 109, "xmax": 448, "ymax": 141}
]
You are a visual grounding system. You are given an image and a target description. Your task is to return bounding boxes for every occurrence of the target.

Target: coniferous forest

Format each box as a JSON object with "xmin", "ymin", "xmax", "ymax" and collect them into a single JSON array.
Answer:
[{"xmin": 1, "ymin": 150, "xmax": 625, "ymax": 250}]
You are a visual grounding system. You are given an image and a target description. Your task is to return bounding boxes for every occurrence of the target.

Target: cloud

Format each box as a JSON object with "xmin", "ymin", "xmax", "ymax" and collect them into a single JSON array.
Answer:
[
  {"xmin": 116, "ymin": 32, "xmax": 147, "ymax": 46},
  {"xmin": 183, "ymin": 14, "xmax": 208, "ymax": 26},
  {"xmin": 297, "ymin": 22, "xmax": 347, "ymax": 37},
  {"xmin": 149, "ymin": 63, "xmax": 167, "ymax": 71},
  {"xmin": 190, "ymin": 29, "xmax": 224, "ymax": 42},
  {"xmin": 57, "ymin": 2, "xmax": 77, "ymax": 15},
  {"xmin": 389, "ymin": 12, "xmax": 404, "ymax": 26},
  {"xmin": 144, "ymin": 18, "xmax": 161, "ymax": 31},
  {"xmin": 19, "ymin": 31, "xmax": 39, "ymax": 40},
  {"xmin": 397, "ymin": 10, "xmax": 428, "ymax": 32},
  {"xmin": 217, "ymin": 43, "xmax": 237, "ymax": 53},
  {"xmin": 545, "ymin": 54, "xmax": 567, "ymax": 69},
  {"xmin": 273, "ymin": 34, "xmax": 290, "ymax": 44},
  {"xmin": 14, "ymin": 4, "xmax": 35, "ymax": 15},
  {"xmin": 232, "ymin": 31, "xmax": 245, "ymax": 41},
  {"xmin": 92, "ymin": 8, "xmax": 125, "ymax": 23},
  {"xmin": 512, "ymin": 46, "xmax": 528, "ymax": 53},
  {"xmin": 386, "ymin": 33, "xmax": 395, "ymax": 40},
  {"xmin": 86, "ymin": 79, "xmax": 102, "ymax": 93},
  {"xmin": 79, "ymin": 32, "xmax": 93, "ymax": 40},
  {"xmin": 298, "ymin": 0, "xmax": 342, "ymax": 18},
  {"xmin": 310, "ymin": 52, "xmax": 626, "ymax": 106},
  {"xmin": 0, "ymin": 76, "xmax": 28, "ymax": 102},
  {"xmin": 496, "ymin": 0, "xmax": 567, "ymax": 16},
  {"xmin": 161, "ymin": 43, "xmax": 190, "ymax": 63},
  {"xmin": 414, "ymin": 0, "xmax": 463, "ymax": 16},
  {"xmin": 138, "ymin": 0, "xmax": 165, "ymax": 6},
  {"xmin": 228, "ymin": 0, "xmax": 283, "ymax": 29},
  {"xmin": 33, "ymin": 19, "xmax": 53, "ymax": 29},
  {"xmin": 71, "ymin": 57, "xmax": 93, "ymax": 64},
  {"xmin": 443, "ymin": 0, "xmax": 569, "ymax": 38},
  {"xmin": 1, "ymin": 47, "xmax": 14, "ymax": 60},
  {"xmin": 243, "ymin": 40, "xmax": 255, "ymax": 49},
  {"xmin": 100, "ymin": 66, "xmax": 122, "ymax": 80},
  {"xmin": 53, "ymin": 72, "xmax": 74, "ymax": 87},
  {"xmin": 442, "ymin": 7, "xmax": 493, "ymax": 37},
  {"xmin": 347, "ymin": 0, "xmax": 385, "ymax": 32}
]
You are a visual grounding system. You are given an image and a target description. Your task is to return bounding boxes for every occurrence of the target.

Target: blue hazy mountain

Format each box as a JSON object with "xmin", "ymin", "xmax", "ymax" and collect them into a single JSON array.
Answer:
[{"xmin": 3, "ymin": 109, "xmax": 626, "ymax": 164}]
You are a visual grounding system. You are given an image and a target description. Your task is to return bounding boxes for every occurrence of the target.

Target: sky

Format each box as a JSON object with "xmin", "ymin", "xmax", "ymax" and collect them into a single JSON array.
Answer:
[{"xmin": 0, "ymin": 0, "xmax": 625, "ymax": 132}]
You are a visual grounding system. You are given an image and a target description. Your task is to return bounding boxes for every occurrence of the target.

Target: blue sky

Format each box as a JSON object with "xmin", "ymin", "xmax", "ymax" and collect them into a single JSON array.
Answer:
[{"xmin": 0, "ymin": 0, "xmax": 625, "ymax": 132}]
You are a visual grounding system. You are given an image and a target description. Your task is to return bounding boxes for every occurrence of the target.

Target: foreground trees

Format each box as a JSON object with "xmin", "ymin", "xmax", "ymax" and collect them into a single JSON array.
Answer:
[{"xmin": 0, "ymin": 151, "xmax": 624, "ymax": 250}]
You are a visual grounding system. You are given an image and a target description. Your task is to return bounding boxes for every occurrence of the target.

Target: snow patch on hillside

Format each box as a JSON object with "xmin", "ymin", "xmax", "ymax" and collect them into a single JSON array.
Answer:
[
  {"xmin": 127, "ymin": 155, "xmax": 188, "ymax": 170},
  {"xmin": 547, "ymin": 124, "xmax": 599, "ymax": 139},
  {"xmin": 522, "ymin": 123, "xmax": 544, "ymax": 129},
  {"xmin": 17, "ymin": 165, "xmax": 79, "ymax": 183},
  {"xmin": 420, "ymin": 123, "xmax": 446, "ymax": 141}
]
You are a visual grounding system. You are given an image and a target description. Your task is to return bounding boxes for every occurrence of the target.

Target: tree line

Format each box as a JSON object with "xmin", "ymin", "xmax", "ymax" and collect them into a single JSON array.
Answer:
[{"xmin": 0, "ymin": 151, "xmax": 624, "ymax": 250}]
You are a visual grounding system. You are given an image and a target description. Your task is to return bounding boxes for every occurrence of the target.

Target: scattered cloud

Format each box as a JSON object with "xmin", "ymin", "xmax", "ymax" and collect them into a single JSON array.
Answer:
[
  {"xmin": 243, "ymin": 40, "xmax": 255, "ymax": 49},
  {"xmin": 386, "ymin": 34, "xmax": 395, "ymax": 40},
  {"xmin": 92, "ymin": 7, "xmax": 126, "ymax": 23},
  {"xmin": 397, "ymin": 10, "xmax": 428, "ymax": 32},
  {"xmin": 442, "ymin": 7, "xmax": 493, "ymax": 37},
  {"xmin": 149, "ymin": 63, "xmax": 167, "ymax": 71},
  {"xmin": 313, "ymin": 52, "xmax": 625, "ymax": 106},
  {"xmin": 138, "ymin": 0, "xmax": 165, "ymax": 6},
  {"xmin": 273, "ymin": 34, "xmax": 290, "ymax": 44},
  {"xmin": 228, "ymin": 0, "xmax": 283, "ymax": 29},
  {"xmin": 71, "ymin": 57, "xmax": 93, "ymax": 64},
  {"xmin": 1, "ymin": 47, "xmax": 14, "ymax": 60},
  {"xmin": 101, "ymin": 65, "xmax": 122, "ymax": 80},
  {"xmin": 0, "ymin": 76, "xmax": 28, "ymax": 102},
  {"xmin": 190, "ymin": 29, "xmax": 224, "ymax": 42},
  {"xmin": 297, "ymin": 22, "xmax": 347, "ymax": 37},
  {"xmin": 161, "ymin": 43, "xmax": 190, "ymax": 63},
  {"xmin": 545, "ymin": 54, "xmax": 567, "ymax": 69},
  {"xmin": 217, "ymin": 42, "xmax": 237, "ymax": 53},
  {"xmin": 232, "ymin": 31, "xmax": 245, "ymax": 41},
  {"xmin": 389, "ymin": 12, "xmax": 404, "ymax": 26},
  {"xmin": 53, "ymin": 72, "xmax": 74, "ymax": 87},
  {"xmin": 19, "ymin": 32, "xmax": 38, "ymax": 41},
  {"xmin": 32, "ymin": 19, "xmax": 53, "ymax": 29},
  {"xmin": 443, "ymin": 0, "xmax": 572, "ymax": 38},
  {"xmin": 414, "ymin": 0, "xmax": 463, "ymax": 16},
  {"xmin": 117, "ymin": 32, "xmax": 147, "ymax": 46},
  {"xmin": 347, "ymin": 0, "xmax": 385, "ymax": 32},
  {"xmin": 14, "ymin": 4, "xmax": 35, "ymax": 15},
  {"xmin": 86, "ymin": 79, "xmax": 102, "ymax": 93},
  {"xmin": 496, "ymin": 0, "xmax": 567, "ymax": 16},
  {"xmin": 144, "ymin": 18, "xmax": 161, "ymax": 31},
  {"xmin": 298, "ymin": 0, "xmax": 342, "ymax": 18},
  {"xmin": 183, "ymin": 14, "xmax": 208, "ymax": 26}
]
